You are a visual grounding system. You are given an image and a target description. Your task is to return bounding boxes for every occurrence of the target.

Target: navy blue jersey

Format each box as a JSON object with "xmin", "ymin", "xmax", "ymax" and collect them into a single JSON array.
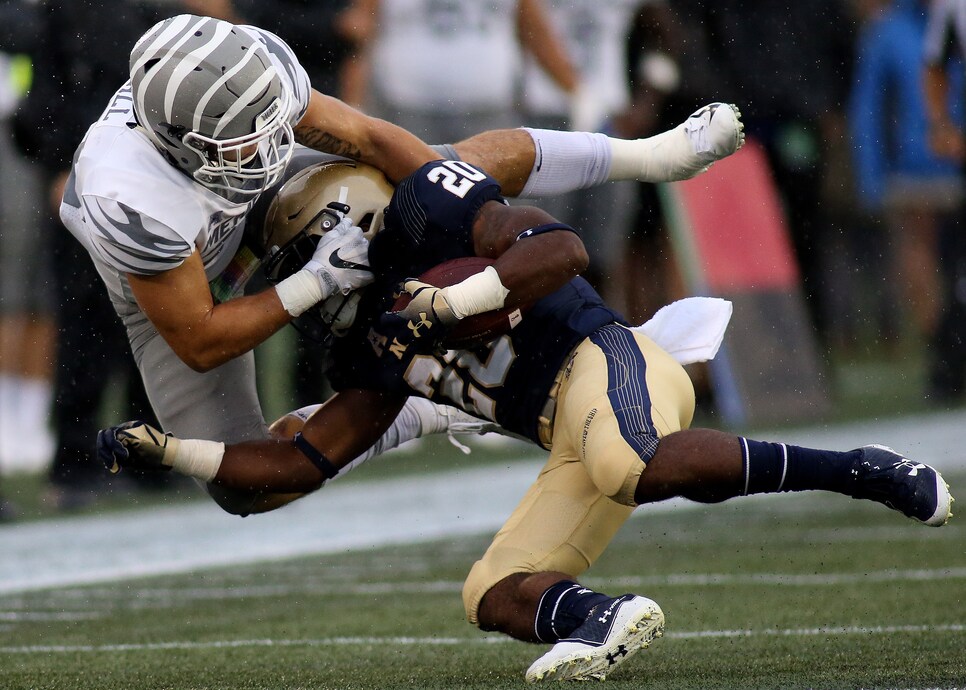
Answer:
[
  {"xmin": 368, "ymin": 158, "xmax": 506, "ymax": 276},
  {"xmin": 328, "ymin": 160, "xmax": 626, "ymax": 445},
  {"xmin": 330, "ymin": 277, "xmax": 624, "ymax": 444}
]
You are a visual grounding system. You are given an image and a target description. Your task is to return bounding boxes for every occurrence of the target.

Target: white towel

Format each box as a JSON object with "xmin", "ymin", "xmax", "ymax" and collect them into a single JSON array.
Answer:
[{"xmin": 632, "ymin": 297, "xmax": 733, "ymax": 365}]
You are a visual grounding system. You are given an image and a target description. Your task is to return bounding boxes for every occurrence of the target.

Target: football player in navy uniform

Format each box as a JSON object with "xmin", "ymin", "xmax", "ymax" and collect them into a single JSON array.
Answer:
[{"xmin": 98, "ymin": 158, "xmax": 954, "ymax": 682}]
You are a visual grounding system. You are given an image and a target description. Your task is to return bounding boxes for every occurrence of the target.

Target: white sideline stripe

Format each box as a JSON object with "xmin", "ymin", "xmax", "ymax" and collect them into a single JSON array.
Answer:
[
  {"xmin": 0, "ymin": 458, "xmax": 546, "ymax": 595},
  {"xmin": 2, "ymin": 624, "xmax": 964, "ymax": 654},
  {"xmin": 0, "ymin": 612, "xmax": 100, "ymax": 622},
  {"xmin": 0, "ymin": 459, "xmax": 697, "ymax": 595},
  {"xmin": 1, "ymin": 409, "xmax": 964, "ymax": 595}
]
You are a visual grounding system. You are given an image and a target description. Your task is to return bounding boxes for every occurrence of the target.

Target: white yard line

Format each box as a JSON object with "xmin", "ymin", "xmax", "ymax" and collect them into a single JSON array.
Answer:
[
  {"xmin": 1, "ymin": 410, "xmax": 964, "ymax": 595},
  {"xmin": 1, "ymin": 623, "xmax": 964, "ymax": 655}
]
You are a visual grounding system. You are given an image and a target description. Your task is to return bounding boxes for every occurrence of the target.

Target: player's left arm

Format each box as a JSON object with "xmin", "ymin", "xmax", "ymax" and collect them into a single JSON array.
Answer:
[
  {"xmin": 472, "ymin": 201, "xmax": 588, "ymax": 308},
  {"xmin": 388, "ymin": 164, "xmax": 588, "ymax": 329},
  {"xmin": 294, "ymin": 89, "xmax": 440, "ymax": 183},
  {"xmin": 392, "ymin": 202, "xmax": 587, "ymax": 333}
]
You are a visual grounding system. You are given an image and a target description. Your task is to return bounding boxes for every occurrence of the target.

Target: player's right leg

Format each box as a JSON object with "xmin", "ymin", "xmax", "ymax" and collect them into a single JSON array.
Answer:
[
  {"xmin": 463, "ymin": 447, "xmax": 663, "ymax": 682},
  {"xmin": 548, "ymin": 323, "xmax": 953, "ymax": 527},
  {"xmin": 453, "ymin": 102, "xmax": 745, "ymax": 197}
]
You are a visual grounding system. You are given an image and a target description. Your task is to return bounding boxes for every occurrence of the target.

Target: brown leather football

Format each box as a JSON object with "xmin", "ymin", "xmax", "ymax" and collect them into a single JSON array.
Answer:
[{"xmin": 392, "ymin": 256, "xmax": 526, "ymax": 349}]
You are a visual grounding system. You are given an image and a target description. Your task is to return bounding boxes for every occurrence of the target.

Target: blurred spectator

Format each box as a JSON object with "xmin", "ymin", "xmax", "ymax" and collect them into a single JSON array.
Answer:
[
  {"xmin": 233, "ymin": 1, "xmax": 360, "ymax": 98},
  {"xmin": 612, "ymin": 0, "xmax": 718, "ymax": 323},
  {"xmin": 850, "ymin": 0, "xmax": 964, "ymax": 400},
  {"xmin": 0, "ymin": 0, "xmax": 41, "ymax": 522},
  {"xmin": 517, "ymin": 0, "xmax": 640, "ymax": 318},
  {"xmin": 357, "ymin": 0, "xmax": 579, "ymax": 143},
  {"xmin": 14, "ymin": 0, "xmax": 235, "ymax": 510},
  {"xmin": 922, "ymin": 0, "xmax": 966, "ymax": 402},
  {"xmin": 0, "ymin": 53, "xmax": 54, "ymax": 474},
  {"xmin": 674, "ymin": 0, "xmax": 856, "ymax": 345}
]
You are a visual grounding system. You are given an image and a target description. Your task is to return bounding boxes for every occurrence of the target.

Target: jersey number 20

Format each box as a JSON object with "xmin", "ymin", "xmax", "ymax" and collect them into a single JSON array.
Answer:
[{"xmin": 425, "ymin": 160, "xmax": 488, "ymax": 199}]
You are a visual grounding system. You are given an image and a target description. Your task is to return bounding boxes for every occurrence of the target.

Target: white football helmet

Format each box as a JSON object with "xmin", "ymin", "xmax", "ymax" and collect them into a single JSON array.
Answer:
[
  {"xmin": 130, "ymin": 14, "xmax": 295, "ymax": 197},
  {"xmin": 262, "ymin": 158, "xmax": 393, "ymax": 340}
]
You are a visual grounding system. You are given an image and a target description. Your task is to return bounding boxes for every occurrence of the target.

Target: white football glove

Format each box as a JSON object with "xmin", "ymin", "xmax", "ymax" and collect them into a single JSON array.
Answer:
[
  {"xmin": 275, "ymin": 216, "xmax": 374, "ymax": 317},
  {"xmin": 304, "ymin": 216, "xmax": 373, "ymax": 297}
]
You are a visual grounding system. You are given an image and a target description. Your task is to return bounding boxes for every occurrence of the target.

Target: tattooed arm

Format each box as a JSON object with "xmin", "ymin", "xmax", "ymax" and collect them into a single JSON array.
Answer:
[{"xmin": 295, "ymin": 90, "xmax": 439, "ymax": 183}]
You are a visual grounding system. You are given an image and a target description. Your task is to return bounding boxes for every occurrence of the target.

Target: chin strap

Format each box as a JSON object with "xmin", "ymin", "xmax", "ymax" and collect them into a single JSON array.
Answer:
[{"xmin": 293, "ymin": 431, "xmax": 339, "ymax": 480}]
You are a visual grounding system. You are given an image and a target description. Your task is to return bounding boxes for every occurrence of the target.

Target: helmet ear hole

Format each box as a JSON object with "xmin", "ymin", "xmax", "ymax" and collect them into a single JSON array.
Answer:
[{"xmin": 357, "ymin": 212, "xmax": 376, "ymax": 234}]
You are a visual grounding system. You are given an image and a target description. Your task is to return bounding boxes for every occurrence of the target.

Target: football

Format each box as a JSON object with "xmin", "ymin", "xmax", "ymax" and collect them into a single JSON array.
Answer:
[{"xmin": 392, "ymin": 256, "xmax": 526, "ymax": 349}]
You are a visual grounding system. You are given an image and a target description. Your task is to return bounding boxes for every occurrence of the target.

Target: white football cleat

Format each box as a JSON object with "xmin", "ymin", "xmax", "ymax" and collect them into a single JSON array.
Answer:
[
  {"xmin": 631, "ymin": 102, "xmax": 745, "ymax": 183},
  {"xmin": 681, "ymin": 102, "xmax": 745, "ymax": 170},
  {"xmin": 525, "ymin": 595, "xmax": 665, "ymax": 683}
]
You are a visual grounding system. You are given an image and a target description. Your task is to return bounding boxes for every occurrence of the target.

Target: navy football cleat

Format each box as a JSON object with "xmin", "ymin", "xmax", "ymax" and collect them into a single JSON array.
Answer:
[
  {"xmin": 850, "ymin": 445, "xmax": 953, "ymax": 526},
  {"xmin": 525, "ymin": 595, "xmax": 664, "ymax": 683}
]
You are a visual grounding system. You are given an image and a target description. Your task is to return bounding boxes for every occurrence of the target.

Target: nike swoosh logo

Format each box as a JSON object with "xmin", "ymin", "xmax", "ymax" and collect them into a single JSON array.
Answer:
[{"xmin": 329, "ymin": 249, "xmax": 369, "ymax": 272}]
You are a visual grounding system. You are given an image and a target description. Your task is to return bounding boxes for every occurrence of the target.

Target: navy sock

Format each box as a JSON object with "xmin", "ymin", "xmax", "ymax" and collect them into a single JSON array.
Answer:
[
  {"xmin": 739, "ymin": 438, "xmax": 862, "ymax": 495},
  {"xmin": 534, "ymin": 581, "xmax": 611, "ymax": 643}
]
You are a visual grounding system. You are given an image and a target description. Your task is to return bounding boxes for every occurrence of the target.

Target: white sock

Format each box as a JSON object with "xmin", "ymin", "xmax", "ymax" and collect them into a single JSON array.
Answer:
[
  {"xmin": 286, "ymin": 404, "xmax": 322, "ymax": 424},
  {"xmin": 519, "ymin": 128, "xmax": 613, "ymax": 197},
  {"xmin": 332, "ymin": 397, "xmax": 430, "ymax": 479},
  {"xmin": 15, "ymin": 378, "xmax": 54, "ymax": 468},
  {"xmin": 606, "ymin": 126, "xmax": 704, "ymax": 183},
  {"xmin": 0, "ymin": 374, "xmax": 16, "ymax": 464}
]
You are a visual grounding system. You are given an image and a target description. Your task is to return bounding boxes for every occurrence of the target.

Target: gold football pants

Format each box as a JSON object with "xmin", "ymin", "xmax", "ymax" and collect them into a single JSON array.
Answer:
[{"xmin": 463, "ymin": 325, "xmax": 695, "ymax": 624}]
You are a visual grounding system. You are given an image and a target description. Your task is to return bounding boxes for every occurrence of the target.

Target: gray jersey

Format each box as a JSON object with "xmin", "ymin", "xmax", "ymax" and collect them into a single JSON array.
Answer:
[{"xmin": 56, "ymin": 25, "xmax": 310, "ymax": 460}]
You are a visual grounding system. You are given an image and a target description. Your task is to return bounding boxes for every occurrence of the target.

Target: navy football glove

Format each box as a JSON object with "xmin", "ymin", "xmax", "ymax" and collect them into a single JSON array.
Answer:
[{"xmin": 97, "ymin": 421, "xmax": 175, "ymax": 474}]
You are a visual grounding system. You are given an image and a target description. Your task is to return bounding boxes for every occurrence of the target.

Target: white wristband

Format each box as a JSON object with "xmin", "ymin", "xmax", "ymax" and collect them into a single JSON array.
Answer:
[
  {"xmin": 443, "ymin": 265, "xmax": 510, "ymax": 319},
  {"xmin": 275, "ymin": 268, "xmax": 325, "ymax": 317}
]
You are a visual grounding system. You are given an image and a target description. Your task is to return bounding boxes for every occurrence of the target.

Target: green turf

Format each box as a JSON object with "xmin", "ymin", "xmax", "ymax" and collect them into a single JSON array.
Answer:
[{"xmin": 2, "ymin": 470, "xmax": 963, "ymax": 689}]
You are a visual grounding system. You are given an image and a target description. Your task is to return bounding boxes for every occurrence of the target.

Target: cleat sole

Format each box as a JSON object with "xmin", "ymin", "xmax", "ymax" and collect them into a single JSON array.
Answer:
[{"xmin": 925, "ymin": 474, "xmax": 953, "ymax": 527}]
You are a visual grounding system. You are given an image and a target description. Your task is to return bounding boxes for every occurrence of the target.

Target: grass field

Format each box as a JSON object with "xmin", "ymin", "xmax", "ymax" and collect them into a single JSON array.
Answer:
[
  {"xmin": 2, "ymin": 464, "xmax": 963, "ymax": 690},
  {"xmin": 1, "ymin": 341, "xmax": 963, "ymax": 689}
]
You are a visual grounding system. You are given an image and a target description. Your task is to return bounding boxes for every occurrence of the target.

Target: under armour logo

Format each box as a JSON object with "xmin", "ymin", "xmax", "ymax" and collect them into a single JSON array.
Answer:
[
  {"xmin": 606, "ymin": 644, "xmax": 628, "ymax": 665},
  {"xmin": 897, "ymin": 459, "xmax": 926, "ymax": 476},
  {"xmin": 598, "ymin": 608, "xmax": 614, "ymax": 625},
  {"xmin": 407, "ymin": 313, "xmax": 433, "ymax": 338}
]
